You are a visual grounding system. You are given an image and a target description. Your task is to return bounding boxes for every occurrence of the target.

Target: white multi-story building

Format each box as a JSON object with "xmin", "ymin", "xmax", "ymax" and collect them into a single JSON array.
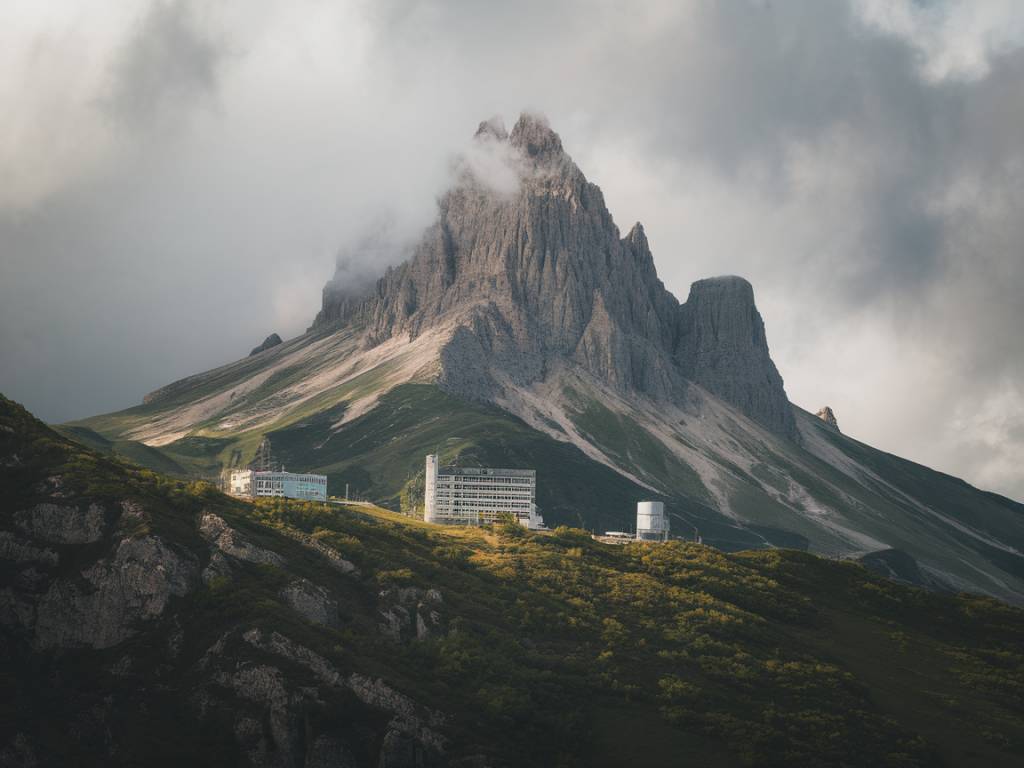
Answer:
[
  {"xmin": 423, "ymin": 454, "xmax": 543, "ymax": 529},
  {"xmin": 229, "ymin": 469, "xmax": 327, "ymax": 502}
]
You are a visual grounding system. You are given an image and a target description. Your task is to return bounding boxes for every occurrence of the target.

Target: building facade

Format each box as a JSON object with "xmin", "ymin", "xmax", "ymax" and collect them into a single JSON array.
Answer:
[
  {"xmin": 423, "ymin": 454, "xmax": 543, "ymax": 529},
  {"xmin": 229, "ymin": 469, "xmax": 327, "ymax": 502},
  {"xmin": 636, "ymin": 501, "xmax": 670, "ymax": 541}
]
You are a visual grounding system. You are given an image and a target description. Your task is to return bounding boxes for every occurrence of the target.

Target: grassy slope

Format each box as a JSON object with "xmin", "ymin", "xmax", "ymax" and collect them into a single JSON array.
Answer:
[
  {"xmin": 811, "ymin": 416, "xmax": 1024, "ymax": 567},
  {"xmin": 66, "ymin": 383, "xmax": 782, "ymax": 550},
  {"xmin": 54, "ymin": 425, "xmax": 190, "ymax": 477},
  {"xmin": 64, "ymin": 372, "xmax": 1024, "ymax": 601},
  {"xmin": 4, "ymin": 393, "xmax": 1024, "ymax": 766},
  {"xmin": 553, "ymin": 385, "xmax": 1024, "ymax": 601}
]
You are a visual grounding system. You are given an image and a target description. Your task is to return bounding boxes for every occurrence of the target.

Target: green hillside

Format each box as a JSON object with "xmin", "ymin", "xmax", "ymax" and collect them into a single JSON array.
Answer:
[
  {"xmin": 65, "ymin": 379, "xmax": 1024, "ymax": 604},
  {"xmin": 3, "ymin": 393, "xmax": 1024, "ymax": 766},
  {"xmin": 67, "ymin": 383, "xmax": 810, "ymax": 552}
]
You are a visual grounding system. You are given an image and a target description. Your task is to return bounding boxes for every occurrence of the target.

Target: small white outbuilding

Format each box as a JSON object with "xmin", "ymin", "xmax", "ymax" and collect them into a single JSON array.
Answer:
[{"xmin": 636, "ymin": 501, "xmax": 670, "ymax": 542}]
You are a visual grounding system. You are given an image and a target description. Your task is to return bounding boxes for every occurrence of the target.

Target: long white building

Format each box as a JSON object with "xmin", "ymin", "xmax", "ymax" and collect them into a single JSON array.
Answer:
[
  {"xmin": 229, "ymin": 469, "xmax": 327, "ymax": 502},
  {"xmin": 423, "ymin": 454, "xmax": 543, "ymax": 529}
]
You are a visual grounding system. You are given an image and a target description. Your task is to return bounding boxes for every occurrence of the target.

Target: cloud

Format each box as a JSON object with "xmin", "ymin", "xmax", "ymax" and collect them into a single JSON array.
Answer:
[
  {"xmin": 457, "ymin": 120, "xmax": 525, "ymax": 198},
  {"xmin": 1, "ymin": 0, "xmax": 1022, "ymax": 501},
  {"xmin": 854, "ymin": 0, "xmax": 1024, "ymax": 81},
  {"xmin": 102, "ymin": 0, "xmax": 225, "ymax": 128}
]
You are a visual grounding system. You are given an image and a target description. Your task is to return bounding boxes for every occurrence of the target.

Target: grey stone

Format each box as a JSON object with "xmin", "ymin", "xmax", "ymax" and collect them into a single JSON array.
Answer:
[
  {"xmin": 33, "ymin": 535, "xmax": 198, "ymax": 649},
  {"xmin": 280, "ymin": 578, "xmax": 340, "ymax": 627},
  {"xmin": 0, "ymin": 532, "xmax": 58, "ymax": 566},
  {"xmin": 199, "ymin": 513, "xmax": 285, "ymax": 567},
  {"xmin": 310, "ymin": 112, "xmax": 797, "ymax": 440},
  {"xmin": 377, "ymin": 587, "xmax": 445, "ymax": 643},
  {"xmin": 201, "ymin": 550, "xmax": 234, "ymax": 585},
  {"xmin": 675, "ymin": 277, "xmax": 797, "ymax": 439},
  {"xmin": 815, "ymin": 406, "xmax": 840, "ymax": 430},
  {"xmin": 14, "ymin": 502, "xmax": 105, "ymax": 544},
  {"xmin": 250, "ymin": 333, "xmax": 283, "ymax": 356},
  {"xmin": 242, "ymin": 629, "xmax": 446, "ymax": 756},
  {"xmin": 276, "ymin": 527, "xmax": 358, "ymax": 575}
]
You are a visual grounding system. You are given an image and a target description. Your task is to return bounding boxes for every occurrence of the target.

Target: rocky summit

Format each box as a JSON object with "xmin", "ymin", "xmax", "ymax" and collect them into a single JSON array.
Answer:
[
  {"xmin": 816, "ymin": 406, "xmax": 840, "ymax": 430},
  {"xmin": 315, "ymin": 112, "xmax": 795, "ymax": 440}
]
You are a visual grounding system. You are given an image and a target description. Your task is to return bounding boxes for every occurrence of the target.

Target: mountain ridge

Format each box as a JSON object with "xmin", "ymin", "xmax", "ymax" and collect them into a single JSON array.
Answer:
[
  {"xmin": 312, "ymin": 112, "xmax": 796, "ymax": 440},
  {"xmin": 65, "ymin": 113, "xmax": 1024, "ymax": 606}
]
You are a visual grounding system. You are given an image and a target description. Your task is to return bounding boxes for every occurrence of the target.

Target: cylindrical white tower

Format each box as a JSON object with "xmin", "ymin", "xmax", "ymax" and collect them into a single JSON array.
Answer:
[
  {"xmin": 424, "ymin": 454, "xmax": 439, "ymax": 523},
  {"xmin": 636, "ymin": 501, "xmax": 669, "ymax": 542}
]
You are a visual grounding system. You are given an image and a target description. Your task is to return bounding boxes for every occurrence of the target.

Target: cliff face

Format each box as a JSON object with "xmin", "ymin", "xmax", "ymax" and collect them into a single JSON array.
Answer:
[
  {"xmin": 675, "ymin": 277, "xmax": 796, "ymax": 438},
  {"xmin": 319, "ymin": 112, "xmax": 796, "ymax": 438}
]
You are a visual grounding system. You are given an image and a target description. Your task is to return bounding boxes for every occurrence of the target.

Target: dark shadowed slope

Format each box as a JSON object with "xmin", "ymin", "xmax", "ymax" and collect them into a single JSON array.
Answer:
[{"xmin": 5, "ymin": 393, "xmax": 1024, "ymax": 766}]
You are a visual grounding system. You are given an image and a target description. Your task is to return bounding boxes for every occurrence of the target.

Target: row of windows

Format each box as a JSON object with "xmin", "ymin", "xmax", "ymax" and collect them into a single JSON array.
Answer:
[
  {"xmin": 436, "ymin": 491, "xmax": 533, "ymax": 499},
  {"xmin": 438, "ymin": 500, "xmax": 531, "ymax": 507},
  {"xmin": 436, "ymin": 505, "xmax": 532, "ymax": 512},
  {"xmin": 436, "ymin": 481, "xmax": 534, "ymax": 488},
  {"xmin": 436, "ymin": 498, "xmax": 533, "ymax": 505},
  {"xmin": 437, "ymin": 475, "xmax": 533, "ymax": 485},
  {"xmin": 436, "ymin": 485, "xmax": 534, "ymax": 495},
  {"xmin": 254, "ymin": 475, "xmax": 327, "ymax": 485}
]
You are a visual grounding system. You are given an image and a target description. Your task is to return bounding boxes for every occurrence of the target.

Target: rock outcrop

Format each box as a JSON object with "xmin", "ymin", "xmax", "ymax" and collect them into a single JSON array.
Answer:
[
  {"xmin": 199, "ymin": 512, "xmax": 285, "ymax": 567},
  {"xmin": 32, "ymin": 535, "xmax": 198, "ymax": 649},
  {"xmin": 249, "ymin": 333, "xmax": 282, "ymax": 356},
  {"xmin": 238, "ymin": 628, "xmax": 446, "ymax": 763},
  {"xmin": 312, "ymin": 113, "xmax": 796, "ymax": 439},
  {"xmin": 0, "ymin": 465, "xmax": 204, "ymax": 653},
  {"xmin": 14, "ymin": 502, "xmax": 105, "ymax": 544},
  {"xmin": 815, "ymin": 406, "xmax": 839, "ymax": 430},
  {"xmin": 676, "ymin": 277, "xmax": 797, "ymax": 439},
  {"xmin": 280, "ymin": 578, "xmax": 340, "ymax": 627},
  {"xmin": 377, "ymin": 587, "xmax": 445, "ymax": 643}
]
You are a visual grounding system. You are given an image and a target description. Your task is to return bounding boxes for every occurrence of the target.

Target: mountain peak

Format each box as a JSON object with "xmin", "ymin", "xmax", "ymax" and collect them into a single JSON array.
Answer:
[
  {"xmin": 689, "ymin": 275, "xmax": 755, "ymax": 300},
  {"xmin": 816, "ymin": 406, "xmax": 840, "ymax": 430},
  {"xmin": 626, "ymin": 221, "xmax": 647, "ymax": 246},
  {"xmin": 311, "ymin": 114, "xmax": 796, "ymax": 440},
  {"xmin": 474, "ymin": 115, "xmax": 508, "ymax": 141},
  {"xmin": 509, "ymin": 112, "xmax": 563, "ymax": 161},
  {"xmin": 677, "ymin": 276, "xmax": 797, "ymax": 439}
]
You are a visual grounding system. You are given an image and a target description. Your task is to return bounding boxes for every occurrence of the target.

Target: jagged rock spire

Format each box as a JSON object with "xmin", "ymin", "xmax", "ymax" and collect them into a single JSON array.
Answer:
[
  {"xmin": 474, "ymin": 115, "xmax": 508, "ymax": 141},
  {"xmin": 312, "ymin": 113, "xmax": 798, "ymax": 440},
  {"xmin": 509, "ymin": 112, "xmax": 564, "ymax": 161},
  {"xmin": 816, "ymin": 406, "xmax": 840, "ymax": 430},
  {"xmin": 676, "ymin": 277, "xmax": 797, "ymax": 439}
]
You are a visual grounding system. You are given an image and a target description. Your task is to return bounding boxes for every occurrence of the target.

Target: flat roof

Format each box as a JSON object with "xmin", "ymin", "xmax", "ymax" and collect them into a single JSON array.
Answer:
[{"xmin": 438, "ymin": 466, "xmax": 536, "ymax": 478}]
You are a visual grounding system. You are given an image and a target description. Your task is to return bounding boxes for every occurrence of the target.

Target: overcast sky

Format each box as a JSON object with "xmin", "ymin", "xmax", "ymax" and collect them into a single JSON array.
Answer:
[{"xmin": 2, "ymin": 0, "xmax": 1022, "ymax": 501}]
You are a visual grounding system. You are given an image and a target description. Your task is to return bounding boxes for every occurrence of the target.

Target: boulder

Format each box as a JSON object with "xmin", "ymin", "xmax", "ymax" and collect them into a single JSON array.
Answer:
[{"xmin": 249, "ymin": 333, "xmax": 283, "ymax": 356}]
